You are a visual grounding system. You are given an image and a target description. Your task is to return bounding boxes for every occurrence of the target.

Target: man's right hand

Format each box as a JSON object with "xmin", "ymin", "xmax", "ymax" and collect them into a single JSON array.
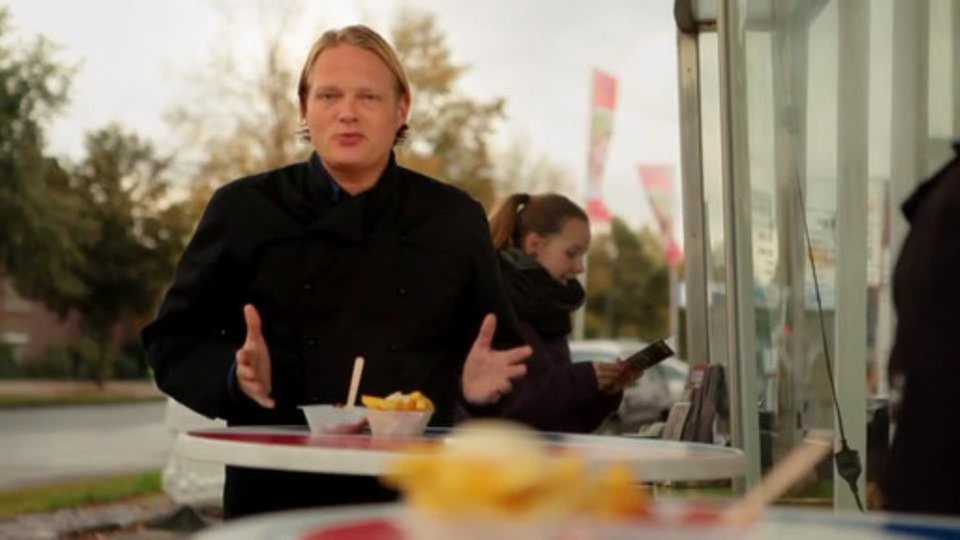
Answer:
[{"xmin": 235, "ymin": 304, "xmax": 275, "ymax": 408}]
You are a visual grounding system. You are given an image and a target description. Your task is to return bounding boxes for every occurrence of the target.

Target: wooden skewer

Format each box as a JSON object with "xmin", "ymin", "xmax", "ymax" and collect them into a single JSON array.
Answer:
[
  {"xmin": 346, "ymin": 356, "xmax": 364, "ymax": 409},
  {"xmin": 722, "ymin": 432, "xmax": 833, "ymax": 525}
]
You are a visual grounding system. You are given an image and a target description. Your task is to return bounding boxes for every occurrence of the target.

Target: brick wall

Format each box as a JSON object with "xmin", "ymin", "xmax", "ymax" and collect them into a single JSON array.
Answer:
[{"xmin": 0, "ymin": 278, "xmax": 82, "ymax": 362}]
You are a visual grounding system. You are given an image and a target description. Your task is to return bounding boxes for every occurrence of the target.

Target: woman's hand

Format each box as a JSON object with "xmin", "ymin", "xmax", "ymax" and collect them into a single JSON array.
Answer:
[
  {"xmin": 593, "ymin": 361, "xmax": 623, "ymax": 392},
  {"xmin": 615, "ymin": 360, "xmax": 643, "ymax": 389},
  {"xmin": 593, "ymin": 360, "xmax": 643, "ymax": 394}
]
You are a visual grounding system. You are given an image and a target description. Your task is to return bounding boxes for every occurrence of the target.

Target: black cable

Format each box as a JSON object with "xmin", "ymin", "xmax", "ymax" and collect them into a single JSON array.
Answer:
[
  {"xmin": 795, "ymin": 183, "xmax": 865, "ymax": 512},
  {"xmin": 763, "ymin": 10, "xmax": 865, "ymax": 509}
]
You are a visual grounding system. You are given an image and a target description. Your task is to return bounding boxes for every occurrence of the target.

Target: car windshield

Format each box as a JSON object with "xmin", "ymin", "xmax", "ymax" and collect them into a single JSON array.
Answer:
[{"xmin": 660, "ymin": 362, "xmax": 686, "ymax": 381}]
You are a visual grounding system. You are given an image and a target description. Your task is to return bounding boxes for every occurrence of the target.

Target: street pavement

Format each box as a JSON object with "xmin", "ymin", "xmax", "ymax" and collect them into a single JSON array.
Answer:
[{"xmin": 0, "ymin": 401, "xmax": 172, "ymax": 490}]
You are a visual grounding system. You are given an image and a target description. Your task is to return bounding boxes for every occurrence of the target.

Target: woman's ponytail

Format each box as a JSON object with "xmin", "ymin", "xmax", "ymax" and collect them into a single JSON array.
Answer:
[{"xmin": 489, "ymin": 193, "xmax": 531, "ymax": 249}]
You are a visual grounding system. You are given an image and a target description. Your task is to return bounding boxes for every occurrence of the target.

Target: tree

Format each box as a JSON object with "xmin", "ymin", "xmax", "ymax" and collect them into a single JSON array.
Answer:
[
  {"xmin": 392, "ymin": 12, "xmax": 505, "ymax": 209},
  {"xmin": 67, "ymin": 125, "xmax": 192, "ymax": 385},
  {"xmin": 0, "ymin": 6, "xmax": 85, "ymax": 311},
  {"xmin": 0, "ymin": 7, "xmax": 195, "ymax": 383},
  {"xmin": 171, "ymin": 8, "xmax": 507, "ymax": 213},
  {"xmin": 585, "ymin": 218, "xmax": 670, "ymax": 340},
  {"xmin": 493, "ymin": 135, "xmax": 576, "ymax": 199},
  {"xmin": 166, "ymin": 1, "xmax": 311, "ymax": 221}
]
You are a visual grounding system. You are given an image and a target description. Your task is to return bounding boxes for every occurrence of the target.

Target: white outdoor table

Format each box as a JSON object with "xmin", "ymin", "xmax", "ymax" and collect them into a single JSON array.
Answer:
[
  {"xmin": 194, "ymin": 502, "xmax": 960, "ymax": 540},
  {"xmin": 173, "ymin": 425, "xmax": 745, "ymax": 483}
]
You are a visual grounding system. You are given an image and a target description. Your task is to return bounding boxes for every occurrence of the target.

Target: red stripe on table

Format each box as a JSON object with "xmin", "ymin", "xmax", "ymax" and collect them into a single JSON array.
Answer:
[
  {"xmin": 300, "ymin": 518, "xmax": 404, "ymax": 540},
  {"xmin": 187, "ymin": 430, "xmax": 434, "ymax": 451}
]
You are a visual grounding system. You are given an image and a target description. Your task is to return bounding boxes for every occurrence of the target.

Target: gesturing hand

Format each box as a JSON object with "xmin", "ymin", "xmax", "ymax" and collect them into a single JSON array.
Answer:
[
  {"xmin": 461, "ymin": 314, "xmax": 531, "ymax": 405},
  {"xmin": 235, "ymin": 304, "xmax": 275, "ymax": 409}
]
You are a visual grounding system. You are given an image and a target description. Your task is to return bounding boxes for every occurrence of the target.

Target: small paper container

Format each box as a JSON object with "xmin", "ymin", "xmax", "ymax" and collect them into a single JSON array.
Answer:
[
  {"xmin": 365, "ymin": 409, "xmax": 433, "ymax": 437},
  {"xmin": 299, "ymin": 404, "xmax": 367, "ymax": 435}
]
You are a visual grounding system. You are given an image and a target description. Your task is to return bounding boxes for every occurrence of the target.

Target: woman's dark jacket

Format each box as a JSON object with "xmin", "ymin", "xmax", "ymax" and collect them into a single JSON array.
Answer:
[
  {"xmin": 883, "ymin": 142, "xmax": 960, "ymax": 516},
  {"xmin": 142, "ymin": 153, "xmax": 520, "ymax": 516},
  {"xmin": 492, "ymin": 249, "xmax": 621, "ymax": 433}
]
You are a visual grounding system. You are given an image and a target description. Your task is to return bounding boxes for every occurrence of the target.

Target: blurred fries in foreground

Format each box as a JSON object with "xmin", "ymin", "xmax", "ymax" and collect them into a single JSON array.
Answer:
[{"xmin": 383, "ymin": 421, "xmax": 649, "ymax": 520}]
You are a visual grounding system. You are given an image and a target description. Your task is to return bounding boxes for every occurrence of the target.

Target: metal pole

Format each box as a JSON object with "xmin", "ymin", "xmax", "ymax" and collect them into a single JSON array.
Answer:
[
  {"xmin": 717, "ymin": 0, "xmax": 762, "ymax": 488},
  {"xmin": 953, "ymin": 0, "xmax": 960, "ymax": 138},
  {"xmin": 890, "ymin": 0, "xmax": 929, "ymax": 256},
  {"xmin": 834, "ymin": 0, "xmax": 870, "ymax": 512},
  {"xmin": 676, "ymin": 29, "xmax": 711, "ymax": 367},
  {"xmin": 769, "ymin": 0, "xmax": 810, "ymax": 464}
]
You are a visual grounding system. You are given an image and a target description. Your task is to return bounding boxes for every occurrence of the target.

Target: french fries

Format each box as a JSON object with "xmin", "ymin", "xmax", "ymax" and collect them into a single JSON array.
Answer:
[
  {"xmin": 362, "ymin": 391, "xmax": 434, "ymax": 412},
  {"xmin": 383, "ymin": 421, "xmax": 650, "ymax": 520}
]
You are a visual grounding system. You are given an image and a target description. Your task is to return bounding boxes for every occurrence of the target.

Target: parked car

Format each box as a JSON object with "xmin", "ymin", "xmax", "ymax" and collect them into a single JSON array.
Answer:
[{"xmin": 569, "ymin": 339, "xmax": 689, "ymax": 435}]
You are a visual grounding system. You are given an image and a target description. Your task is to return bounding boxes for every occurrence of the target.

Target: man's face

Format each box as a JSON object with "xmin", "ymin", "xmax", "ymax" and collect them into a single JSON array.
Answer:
[{"xmin": 304, "ymin": 44, "xmax": 409, "ymax": 179}]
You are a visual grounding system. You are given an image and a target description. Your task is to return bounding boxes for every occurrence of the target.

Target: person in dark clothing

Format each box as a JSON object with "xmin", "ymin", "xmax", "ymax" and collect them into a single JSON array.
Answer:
[
  {"xmin": 142, "ymin": 25, "xmax": 531, "ymax": 518},
  {"xmin": 882, "ymin": 142, "xmax": 960, "ymax": 516},
  {"xmin": 484, "ymin": 193, "xmax": 639, "ymax": 433}
]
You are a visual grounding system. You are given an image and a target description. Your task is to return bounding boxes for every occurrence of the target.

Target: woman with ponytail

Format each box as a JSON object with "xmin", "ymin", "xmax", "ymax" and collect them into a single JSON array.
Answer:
[{"xmin": 487, "ymin": 193, "xmax": 640, "ymax": 433}]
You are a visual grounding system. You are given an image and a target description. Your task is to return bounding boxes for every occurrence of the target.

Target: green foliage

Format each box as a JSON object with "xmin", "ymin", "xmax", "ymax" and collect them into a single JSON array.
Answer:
[
  {"xmin": 8, "ymin": 337, "xmax": 146, "ymax": 381},
  {"xmin": 393, "ymin": 11, "xmax": 505, "ymax": 209},
  {"xmin": 71, "ymin": 127, "xmax": 188, "ymax": 329},
  {"xmin": 68, "ymin": 337, "xmax": 110, "ymax": 381},
  {"xmin": 585, "ymin": 218, "xmax": 670, "ymax": 340},
  {"xmin": 64, "ymin": 126, "xmax": 191, "ymax": 384},
  {"xmin": 0, "ymin": 7, "xmax": 86, "ymax": 313},
  {"xmin": 22, "ymin": 338, "xmax": 102, "ymax": 380},
  {"xmin": 0, "ymin": 9, "xmax": 207, "ymax": 386},
  {"xmin": 114, "ymin": 339, "xmax": 149, "ymax": 380},
  {"xmin": 24, "ymin": 345, "xmax": 78, "ymax": 379},
  {"xmin": 0, "ymin": 343, "xmax": 22, "ymax": 378}
]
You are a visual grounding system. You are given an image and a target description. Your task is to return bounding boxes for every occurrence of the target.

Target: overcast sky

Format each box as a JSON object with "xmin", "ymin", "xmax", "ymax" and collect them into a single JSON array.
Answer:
[{"xmin": 7, "ymin": 0, "xmax": 682, "ymax": 230}]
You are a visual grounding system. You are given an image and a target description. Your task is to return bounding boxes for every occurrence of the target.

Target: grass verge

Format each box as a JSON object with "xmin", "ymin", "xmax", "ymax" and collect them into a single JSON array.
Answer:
[
  {"xmin": 0, "ymin": 471, "xmax": 162, "ymax": 520},
  {"xmin": 0, "ymin": 392, "xmax": 163, "ymax": 409}
]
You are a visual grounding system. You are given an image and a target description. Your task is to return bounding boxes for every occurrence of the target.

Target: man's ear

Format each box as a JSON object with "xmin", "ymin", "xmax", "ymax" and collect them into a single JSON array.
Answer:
[{"xmin": 397, "ymin": 93, "xmax": 411, "ymax": 126}]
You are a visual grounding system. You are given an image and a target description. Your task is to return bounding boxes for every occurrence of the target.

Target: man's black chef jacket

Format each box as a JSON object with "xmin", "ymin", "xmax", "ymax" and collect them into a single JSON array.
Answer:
[{"xmin": 142, "ymin": 153, "xmax": 520, "ymax": 516}]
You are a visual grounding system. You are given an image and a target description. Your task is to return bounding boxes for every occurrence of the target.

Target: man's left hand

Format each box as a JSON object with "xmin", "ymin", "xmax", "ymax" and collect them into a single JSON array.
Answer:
[{"xmin": 462, "ymin": 314, "xmax": 531, "ymax": 405}]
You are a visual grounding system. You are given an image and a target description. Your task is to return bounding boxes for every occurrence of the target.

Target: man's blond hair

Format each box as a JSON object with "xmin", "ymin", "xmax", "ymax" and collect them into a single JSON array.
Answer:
[{"xmin": 297, "ymin": 25, "xmax": 411, "ymax": 143}]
